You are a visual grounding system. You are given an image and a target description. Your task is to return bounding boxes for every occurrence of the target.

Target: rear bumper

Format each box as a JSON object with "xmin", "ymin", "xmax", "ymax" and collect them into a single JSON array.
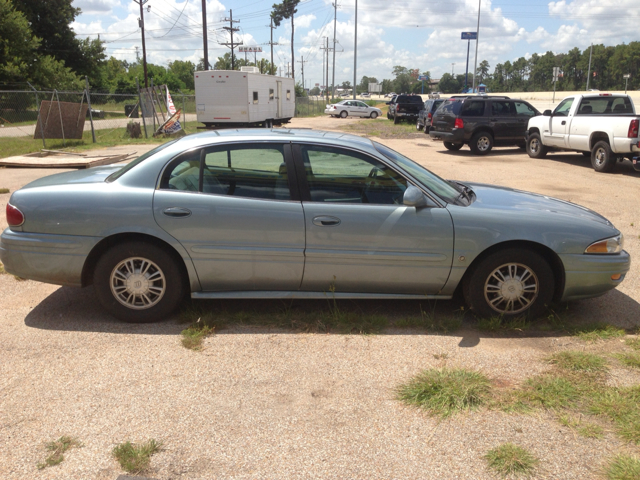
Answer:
[
  {"xmin": 0, "ymin": 228, "xmax": 99, "ymax": 287},
  {"xmin": 430, "ymin": 129, "xmax": 465, "ymax": 143},
  {"xmin": 559, "ymin": 250, "xmax": 631, "ymax": 301},
  {"xmin": 395, "ymin": 111, "xmax": 420, "ymax": 119}
]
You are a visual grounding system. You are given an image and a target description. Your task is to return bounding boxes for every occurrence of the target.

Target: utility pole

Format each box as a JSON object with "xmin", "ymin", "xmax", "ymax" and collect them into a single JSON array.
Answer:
[
  {"xmin": 586, "ymin": 43, "xmax": 593, "ymax": 91},
  {"xmin": 133, "ymin": 0, "xmax": 149, "ymax": 88},
  {"xmin": 298, "ymin": 56, "xmax": 307, "ymax": 91},
  {"xmin": 201, "ymin": 0, "xmax": 208, "ymax": 69},
  {"xmin": 472, "ymin": 0, "xmax": 481, "ymax": 92},
  {"xmin": 326, "ymin": 37, "xmax": 330, "ymax": 103},
  {"xmin": 451, "ymin": 63, "xmax": 455, "ymax": 75},
  {"xmin": 322, "ymin": 38, "xmax": 326, "ymax": 96},
  {"xmin": 353, "ymin": 0, "xmax": 357, "ymax": 100},
  {"xmin": 332, "ymin": 1, "xmax": 339, "ymax": 98},
  {"xmin": 266, "ymin": 19, "xmax": 279, "ymax": 75},
  {"xmin": 134, "ymin": 46, "xmax": 140, "ymax": 62},
  {"xmin": 221, "ymin": 10, "xmax": 241, "ymax": 69}
]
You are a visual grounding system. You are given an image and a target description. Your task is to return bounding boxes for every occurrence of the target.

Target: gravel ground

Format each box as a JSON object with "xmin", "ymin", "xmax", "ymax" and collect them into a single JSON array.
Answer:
[{"xmin": 1, "ymin": 115, "xmax": 639, "ymax": 479}]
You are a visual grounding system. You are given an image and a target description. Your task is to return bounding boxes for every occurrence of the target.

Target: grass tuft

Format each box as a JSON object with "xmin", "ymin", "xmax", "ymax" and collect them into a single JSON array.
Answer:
[
  {"xmin": 478, "ymin": 315, "xmax": 530, "ymax": 332},
  {"xmin": 112, "ymin": 439, "xmax": 163, "ymax": 474},
  {"xmin": 615, "ymin": 352, "xmax": 640, "ymax": 369},
  {"xmin": 181, "ymin": 318, "xmax": 215, "ymax": 351},
  {"xmin": 484, "ymin": 443, "xmax": 538, "ymax": 477},
  {"xmin": 396, "ymin": 368, "xmax": 491, "ymax": 417},
  {"xmin": 602, "ymin": 454, "xmax": 640, "ymax": 480},
  {"xmin": 571, "ymin": 323, "xmax": 626, "ymax": 342},
  {"xmin": 625, "ymin": 337, "xmax": 640, "ymax": 350},
  {"xmin": 0, "ymin": 188, "xmax": 9, "ymax": 194},
  {"xmin": 37, "ymin": 436, "xmax": 82, "ymax": 469},
  {"xmin": 521, "ymin": 374, "xmax": 581, "ymax": 409},
  {"xmin": 577, "ymin": 423, "xmax": 604, "ymax": 439},
  {"xmin": 547, "ymin": 351, "xmax": 607, "ymax": 372},
  {"xmin": 590, "ymin": 386, "xmax": 640, "ymax": 444}
]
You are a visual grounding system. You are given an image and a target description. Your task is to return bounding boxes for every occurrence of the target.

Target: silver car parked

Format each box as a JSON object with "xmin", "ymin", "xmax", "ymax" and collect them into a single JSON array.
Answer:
[
  {"xmin": 325, "ymin": 100, "xmax": 382, "ymax": 119},
  {"xmin": 1, "ymin": 130, "xmax": 630, "ymax": 323}
]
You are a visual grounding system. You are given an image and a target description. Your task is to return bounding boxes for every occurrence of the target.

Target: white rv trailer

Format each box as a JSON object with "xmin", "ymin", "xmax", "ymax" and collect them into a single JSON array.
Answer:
[{"xmin": 194, "ymin": 66, "xmax": 296, "ymax": 128}]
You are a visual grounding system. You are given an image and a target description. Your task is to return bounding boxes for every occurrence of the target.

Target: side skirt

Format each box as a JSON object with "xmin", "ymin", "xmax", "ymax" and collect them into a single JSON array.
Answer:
[{"xmin": 192, "ymin": 291, "xmax": 452, "ymax": 300}]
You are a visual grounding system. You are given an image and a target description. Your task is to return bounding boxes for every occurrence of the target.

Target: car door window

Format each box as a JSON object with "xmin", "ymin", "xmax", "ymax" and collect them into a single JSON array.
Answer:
[
  {"xmin": 514, "ymin": 101, "xmax": 536, "ymax": 117},
  {"xmin": 461, "ymin": 101, "xmax": 485, "ymax": 116},
  {"xmin": 553, "ymin": 98, "xmax": 574, "ymax": 117},
  {"xmin": 491, "ymin": 101, "xmax": 513, "ymax": 116},
  {"xmin": 161, "ymin": 145, "xmax": 291, "ymax": 200},
  {"xmin": 356, "ymin": 101, "xmax": 368, "ymax": 108},
  {"xmin": 301, "ymin": 145, "xmax": 407, "ymax": 204}
]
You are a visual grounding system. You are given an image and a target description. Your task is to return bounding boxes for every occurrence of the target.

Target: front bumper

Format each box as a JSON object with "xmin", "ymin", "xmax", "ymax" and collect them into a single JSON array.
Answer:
[
  {"xmin": 559, "ymin": 250, "xmax": 631, "ymax": 301},
  {"xmin": 0, "ymin": 228, "xmax": 100, "ymax": 287},
  {"xmin": 430, "ymin": 128, "xmax": 465, "ymax": 143}
]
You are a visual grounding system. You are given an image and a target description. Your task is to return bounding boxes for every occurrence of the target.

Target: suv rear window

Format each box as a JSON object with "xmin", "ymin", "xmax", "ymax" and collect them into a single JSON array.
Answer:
[
  {"xmin": 397, "ymin": 95, "xmax": 424, "ymax": 104},
  {"xmin": 438, "ymin": 100, "xmax": 462, "ymax": 115},
  {"xmin": 461, "ymin": 101, "xmax": 486, "ymax": 117}
]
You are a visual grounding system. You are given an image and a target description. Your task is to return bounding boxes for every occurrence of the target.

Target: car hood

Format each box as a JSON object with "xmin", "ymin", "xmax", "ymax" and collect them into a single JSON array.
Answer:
[
  {"xmin": 465, "ymin": 182, "xmax": 611, "ymax": 226},
  {"xmin": 20, "ymin": 165, "xmax": 123, "ymax": 189}
]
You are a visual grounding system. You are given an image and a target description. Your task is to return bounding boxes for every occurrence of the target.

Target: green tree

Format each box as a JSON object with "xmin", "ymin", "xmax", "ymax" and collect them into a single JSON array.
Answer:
[
  {"xmin": 0, "ymin": 0, "xmax": 40, "ymax": 85},
  {"xmin": 271, "ymin": 0, "xmax": 300, "ymax": 82},
  {"xmin": 476, "ymin": 60, "xmax": 490, "ymax": 84},
  {"xmin": 168, "ymin": 60, "xmax": 195, "ymax": 90}
]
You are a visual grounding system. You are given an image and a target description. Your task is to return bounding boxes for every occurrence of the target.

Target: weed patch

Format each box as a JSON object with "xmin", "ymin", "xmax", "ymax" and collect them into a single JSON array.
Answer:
[
  {"xmin": 602, "ymin": 454, "xmax": 640, "ymax": 480},
  {"xmin": 112, "ymin": 439, "xmax": 162, "ymax": 474},
  {"xmin": 0, "ymin": 188, "xmax": 9, "ymax": 194},
  {"xmin": 615, "ymin": 352, "xmax": 640, "ymax": 369},
  {"xmin": 478, "ymin": 315, "xmax": 530, "ymax": 332},
  {"xmin": 571, "ymin": 323, "xmax": 626, "ymax": 342},
  {"xmin": 590, "ymin": 386, "xmax": 640, "ymax": 444},
  {"xmin": 484, "ymin": 443, "xmax": 538, "ymax": 477},
  {"xmin": 624, "ymin": 337, "xmax": 640, "ymax": 351},
  {"xmin": 547, "ymin": 351, "xmax": 607, "ymax": 372},
  {"xmin": 181, "ymin": 322, "xmax": 215, "ymax": 351},
  {"xmin": 37, "ymin": 436, "xmax": 82, "ymax": 469},
  {"xmin": 520, "ymin": 374, "xmax": 582, "ymax": 409},
  {"xmin": 397, "ymin": 368, "xmax": 491, "ymax": 417}
]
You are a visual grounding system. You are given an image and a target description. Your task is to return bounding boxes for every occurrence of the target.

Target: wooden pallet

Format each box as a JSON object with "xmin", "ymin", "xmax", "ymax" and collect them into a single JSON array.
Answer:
[{"xmin": 0, "ymin": 151, "xmax": 135, "ymax": 169}]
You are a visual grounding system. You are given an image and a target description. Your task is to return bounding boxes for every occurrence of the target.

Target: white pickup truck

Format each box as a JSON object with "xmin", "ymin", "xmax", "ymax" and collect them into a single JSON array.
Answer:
[{"xmin": 525, "ymin": 93, "xmax": 640, "ymax": 172}]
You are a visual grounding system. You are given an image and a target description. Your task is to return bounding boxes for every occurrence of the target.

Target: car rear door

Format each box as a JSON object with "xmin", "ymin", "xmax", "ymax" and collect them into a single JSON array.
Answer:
[
  {"xmin": 292, "ymin": 143, "xmax": 454, "ymax": 295},
  {"xmin": 153, "ymin": 142, "xmax": 305, "ymax": 292},
  {"xmin": 489, "ymin": 100, "xmax": 518, "ymax": 141}
]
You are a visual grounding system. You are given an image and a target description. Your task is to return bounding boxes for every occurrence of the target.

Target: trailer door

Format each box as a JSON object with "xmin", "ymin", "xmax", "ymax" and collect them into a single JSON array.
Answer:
[{"xmin": 277, "ymin": 81, "xmax": 282, "ymax": 118}]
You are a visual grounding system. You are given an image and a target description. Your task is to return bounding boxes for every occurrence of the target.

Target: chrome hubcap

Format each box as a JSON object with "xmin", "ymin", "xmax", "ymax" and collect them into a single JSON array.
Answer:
[
  {"xmin": 595, "ymin": 148, "xmax": 606, "ymax": 166},
  {"xmin": 110, "ymin": 257, "xmax": 166, "ymax": 310},
  {"xmin": 530, "ymin": 139, "xmax": 539, "ymax": 153},
  {"xmin": 484, "ymin": 263, "xmax": 539, "ymax": 314},
  {"xmin": 477, "ymin": 137, "xmax": 490, "ymax": 151}
]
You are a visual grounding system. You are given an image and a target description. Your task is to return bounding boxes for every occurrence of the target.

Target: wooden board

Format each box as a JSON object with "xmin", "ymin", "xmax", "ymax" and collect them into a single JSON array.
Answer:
[
  {"xmin": 0, "ymin": 152, "xmax": 135, "ymax": 169},
  {"xmin": 34, "ymin": 101, "xmax": 88, "ymax": 139}
]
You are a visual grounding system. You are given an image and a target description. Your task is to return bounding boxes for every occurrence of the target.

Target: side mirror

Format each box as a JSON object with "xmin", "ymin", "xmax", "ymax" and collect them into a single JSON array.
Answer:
[
  {"xmin": 543, "ymin": 109, "xmax": 553, "ymax": 116},
  {"xmin": 403, "ymin": 186, "xmax": 428, "ymax": 208}
]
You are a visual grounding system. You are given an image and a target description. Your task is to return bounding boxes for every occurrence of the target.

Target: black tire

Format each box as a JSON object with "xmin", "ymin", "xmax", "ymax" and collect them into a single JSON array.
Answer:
[
  {"xmin": 94, "ymin": 241, "xmax": 186, "ymax": 323},
  {"xmin": 339, "ymin": 110, "xmax": 348, "ymax": 119},
  {"xmin": 386, "ymin": 112, "xmax": 391, "ymax": 119},
  {"xmin": 424, "ymin": 122, "xmax": 430, "ymax": 134},
  {"xmin": 416, "ymin": 121, "xmax": 422, "ymax": 130},
  {"xmin": 526, "ymin": 132, "xmax": 548, "ymax": 159},
  {"xmin": 470, "ymin": 131, "xmax": 494, "ymax": 155},
  {"xmin": 591, "ymin": 141, "xmax": 616, "ymax": 173},
  {"xmin": 463, "ymin": 248, "xmax": 555, "ymax": 320},
  {"xmin": 393, "ymin": 114, "xmax": 399, "ymax": 124},
  {"xmin": 444, "ymin": 142, "xmax": 464, "ymax": 151},
  {"xmin": 370, "ymin": 111, "xmax": 378, "ymax": 119}
]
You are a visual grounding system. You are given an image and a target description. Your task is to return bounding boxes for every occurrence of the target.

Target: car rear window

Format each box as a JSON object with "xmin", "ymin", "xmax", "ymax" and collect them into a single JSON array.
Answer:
[
  {"xmin": 397, "ymin": 95, "xmax": 424, "ymax": 104},
  {"xmin": 461, "ymin": 101, "xmax": 486, "ymax": 117},
  {"xmin": 577, "ymin": 96, "xmax": 634, "ymax": 115},
  {"xmin": 438, "ymin": 100, "xmax": 462, "ymax": 115}
]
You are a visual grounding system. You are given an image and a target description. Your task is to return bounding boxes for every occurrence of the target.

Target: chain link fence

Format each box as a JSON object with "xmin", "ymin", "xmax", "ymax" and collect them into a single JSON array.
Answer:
[
  {"xmin": 0, "ymin": 89, "xmax": 197, "ymax": 141},
  {"xmin": 295, "ymin": 96, "xmax": 330, "ymax": 118}
]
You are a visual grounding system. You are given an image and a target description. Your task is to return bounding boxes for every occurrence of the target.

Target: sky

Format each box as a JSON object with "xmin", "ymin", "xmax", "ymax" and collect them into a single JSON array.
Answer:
[{"xmin": 71, "ymin": 0, "xmax": 640, "ymax": 88}]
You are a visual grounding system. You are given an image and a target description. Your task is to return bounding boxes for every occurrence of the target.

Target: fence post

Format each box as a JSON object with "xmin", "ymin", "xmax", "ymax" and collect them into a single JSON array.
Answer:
[
  {"xmin": 178, "ymin": 89, "xmax": 186, "ymax": 132},
  {"xmin": 27, "ymin": 82, "xmax": 46, "ymax": 148},
  {"xmin": 85, "ymin": 76, "xmax": 96, "ymax": 143},
  {"xmin": 136, "ymin": 77, "xmax": 148, "ymax": 138},
  {"xmin": 150, "ymin": 78, "xmax": 156, "ymax": 132}
]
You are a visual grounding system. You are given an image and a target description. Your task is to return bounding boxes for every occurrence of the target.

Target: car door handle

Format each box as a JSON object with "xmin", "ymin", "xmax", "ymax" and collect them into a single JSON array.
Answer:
[
  {"xmin": 312, "ymin": 216, "xmax": 341, "ymax": 227},
  {"xmin": 561, "ymin": 121, "xmax": 566, "ymax": 125},
  {"xmin": 163, "ymin": 207, "xmax": 192, "ymax": 218}
]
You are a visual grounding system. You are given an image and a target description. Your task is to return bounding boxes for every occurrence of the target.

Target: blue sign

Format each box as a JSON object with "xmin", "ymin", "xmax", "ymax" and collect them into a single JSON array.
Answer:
[
  {"xmin": 461, "ymin": 32, "xmax": 477, "ymax": 40},
  {"xmin": 418, "ymin": 75, "xmax": 428, "ymax": 81}
]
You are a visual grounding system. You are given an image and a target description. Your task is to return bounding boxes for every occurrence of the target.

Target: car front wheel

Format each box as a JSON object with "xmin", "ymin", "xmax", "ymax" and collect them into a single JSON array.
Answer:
[
  {"xmin": 370, "ymin": 112, "xmax": 378, "ymax": 119},
  {"xmin": 463, "ymin": 248, "xmax": 554, "ymax": 319},
  {"xmin": 470, "ymin": 132, "xmax": 494, "ymax": 155},
  {"xmin": 94, "ymin": 242, "xmax": 186, "ymax": 323}
]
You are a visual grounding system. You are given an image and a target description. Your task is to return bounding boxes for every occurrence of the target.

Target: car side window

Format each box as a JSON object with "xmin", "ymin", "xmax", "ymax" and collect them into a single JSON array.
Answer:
[
  {"xmin": 554, "ymin": 98, "xmax": 574, "ymax": 117},
  {"xmin": 461, "ymin": 101, "xmax": 485, "ymax": 117},
  {"xmin": 300, "ymin": 145, "xmax": 407, "ymax": 205},
  {"xmin": 491, "ymin": 101, "xmax": 513, "ymax": 116},
  {"xmin": 162, "ymin": 149, "xmax": 202, "ymax": 192},
  {"xmin": 514, "ymin": 101, "xmax": 536, "ymax": 117}
]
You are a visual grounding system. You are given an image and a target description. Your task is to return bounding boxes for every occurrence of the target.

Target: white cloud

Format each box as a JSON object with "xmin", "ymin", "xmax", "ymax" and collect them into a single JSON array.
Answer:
[
  {"xmin": 73, "ymin": 0, "xmax": 112, "ymax": 15},
  {"xmin": 295, "ymin": 14, "xmax": 317, "ymax": 29}
]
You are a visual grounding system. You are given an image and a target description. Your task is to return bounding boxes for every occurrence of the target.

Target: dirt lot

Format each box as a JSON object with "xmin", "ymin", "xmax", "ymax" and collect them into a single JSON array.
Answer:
[{"xmin": 1, "ymin": 116, "xmax": 639, "ymax": 479}]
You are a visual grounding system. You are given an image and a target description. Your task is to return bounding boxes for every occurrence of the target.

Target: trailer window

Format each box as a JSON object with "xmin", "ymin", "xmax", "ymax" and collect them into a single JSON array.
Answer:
[
  {"xmin": 269, "ymin": 88, "xmax": 274, "ymax": 101},
  {"xmin": 286, "ymin": 90, "xmax": 291, "ymax": 101},
  {"xmin": 253, "ymin": 91, "xmax": 259, "ymax": 104}
]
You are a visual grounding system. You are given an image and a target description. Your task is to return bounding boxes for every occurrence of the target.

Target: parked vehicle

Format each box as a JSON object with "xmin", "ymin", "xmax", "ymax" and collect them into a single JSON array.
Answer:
[
  {"xmin": 387, "ymin": 95, "xmax": 424, "ymax": 124},
  {"xmin": 416, "ymin": 99, "xmax": 445, "ymax": 133},
  {"xmin": 384, "ymin": 92, "xmax": 397, "ymax": 98},
  {"xmin": 360, "ymin": 93, "xmax": 371, "ymax": 98},
  {"xmin": 194, "ymin": 66, "xmax": 295, "ymax": 128},
  {"xmin": 429, "ymin": 96, "xmax": 540, "ymax": 154},
  {"xmin": 429, "ymin": 92, "xmax": 441, "ymax": 99},
  {"xmin": 1, "ymin": 130, "xmax": 629, "ymax": 323},
  {"xmin": 525, "ymin": 94, "xmax": 640, "ymax": 172},
  {"xmin": 324, "ymin": 100, "xmax": 381, "ymax": 119}
]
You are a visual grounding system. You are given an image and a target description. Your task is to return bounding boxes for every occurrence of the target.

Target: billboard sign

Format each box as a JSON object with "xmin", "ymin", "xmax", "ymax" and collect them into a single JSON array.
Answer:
[
  {"xmin": 461, "ymin": 32, "xmax": 477, "ymax": 40},
  {"xmin": 418, "ymin": 75, "xmax": 428, "ymax": 81},
  {"xmin": 238, "ymin": 46, "xmax": 263, "ymax": 53}
]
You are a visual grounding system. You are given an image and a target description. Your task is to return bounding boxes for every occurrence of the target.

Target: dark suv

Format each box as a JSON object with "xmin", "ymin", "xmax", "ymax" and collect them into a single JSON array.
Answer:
[
  {"xmin": 429, "ymin": 96, "xmax": 540, "ymax": 155},
  {"xmin": 416, "ymin": 99, "xmax": 444, "ymax": 133}
]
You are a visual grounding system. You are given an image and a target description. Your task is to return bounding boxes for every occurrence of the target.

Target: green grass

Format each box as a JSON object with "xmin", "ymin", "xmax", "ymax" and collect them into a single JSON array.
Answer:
[
  {"xmin": 615, "ymin": 352, "xmax": 640, "ymax": 369},
  {"xmin": 0, "ymin": 188, "xmax": 9, "ymax": 194},
  {"xmin": 577, "ymin": 423, "xmax": 604, "ymax": 439},
  {"xmin": 477, "ymin": 315, "xmax": 530, "ymax": 332},
  {"xmin": 520, "ymin": 374, "xmax": 582, "ymax": 409},
  {"xmin": 484, "ymin": 443, "xmax": 538, "ymax": 478},
  {"xmin": 625, "ymin": 337, "xmax": 640, "ymax": 350},
  {"xmin": 338, "ymin": 115, "xmax": 424, "ymax": 139},
  {"xmin": 181, "ymin": 320, "xmax": 215, "ymax": 351},
  {"xmin": 547, "ymin": 351, "xmax": 608, "ymax": 372},
  {"xmin": 602, "ymin": 454, "xmax": 640, "ymax": 480},
  {"xmin": 571, "ymin": 323, "xmax": 626, "ymax": 342},
  {"xmin": 589, "ymin": 386, "xmax": 640, "ymax": 444},
  {"xmin": 396, "ymin": 368, "xmax": 491, "ymax": 417},
  {"xmin": 37, "ymin": 436, "xmax": 82, "ymax": 469},
  {"xmin": 394, "ymin": 306, "xmax": 463, "ymax": 333},
  {"xmin": 112, "ymin": 439, "xmax": 162, "ymax": 474}
]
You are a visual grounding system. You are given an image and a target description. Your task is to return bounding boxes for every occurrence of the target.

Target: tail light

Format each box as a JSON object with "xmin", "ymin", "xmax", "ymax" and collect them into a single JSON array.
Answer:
[
  {"xmin": 428, "ymin": 112, "xmax": 433, "ymax": 120},
  {"xmin": 7, "ymin": 203, "xmax": 24, "ymax": 227},
  {"xmin": 629, "ymin": 119, "xmax": 639, "ymax": 138},
  {"xmin": 454, "ymin": 118, "xmax": 464, "ymax": 129}
]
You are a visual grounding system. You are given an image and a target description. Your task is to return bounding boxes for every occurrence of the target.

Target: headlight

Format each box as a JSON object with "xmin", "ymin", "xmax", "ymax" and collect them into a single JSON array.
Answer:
[{"xmin": 585, "ymin": 234, "xmax": 624, "ymax": 254}]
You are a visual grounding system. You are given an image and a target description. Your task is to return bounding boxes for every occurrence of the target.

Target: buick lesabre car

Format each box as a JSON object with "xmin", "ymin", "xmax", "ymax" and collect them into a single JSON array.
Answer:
[
  {"xmin": 324, "ymin": 100, "xmax": 381, "ymax": 119},
  {"xmin": 1, "ymin": 130, "xmax": 630, "ymax": 323}
]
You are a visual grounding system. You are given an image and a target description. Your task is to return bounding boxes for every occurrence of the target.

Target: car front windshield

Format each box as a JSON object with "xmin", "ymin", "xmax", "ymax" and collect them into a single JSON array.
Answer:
[{"xmin": 372, "ymin": 142, "xmax": 462, "ymax": 204}]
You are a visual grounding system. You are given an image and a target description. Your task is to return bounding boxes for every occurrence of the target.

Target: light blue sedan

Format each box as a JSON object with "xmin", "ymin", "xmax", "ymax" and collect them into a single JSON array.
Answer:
[{"xmin": 0, "ymin": 130, "xmax": 630, "ymax": 322}]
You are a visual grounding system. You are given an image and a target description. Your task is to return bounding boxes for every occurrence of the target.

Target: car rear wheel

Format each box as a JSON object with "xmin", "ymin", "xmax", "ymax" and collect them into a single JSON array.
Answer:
[
  {"xmin": 444, "ymin": 142, "xmax": 463, "ymax": 151},
  {"xmin": 463, "ymin": 248, "xmax": 554, "ymax": 319},
  {"xmin": 370, "ymin": 112, "xmax": 378, "ymax": 119},
  {"xmin": 526, "ymin": 132, "xmax": 548, "ymax": 159},
  {"xmin": 340, "ymin": 110, "xmax": 348, "ymax": 119},
  {"xmin": 393, "ymin": 115, "xmax": 399, "ymax": 124},
  {"xmin": 424, "ymin": 123, "xmax": 430, "ymax": 134},
  {"xmin": 94, "ymin": 241, "xmax": 185, "ymax": 323},
  {"xmin": 591, "ymin": 141, "xmax": 616, "ymax": 173},
  {"xmin": 470, "ymin": 132, "xmax": 494, "ymax": 155}
]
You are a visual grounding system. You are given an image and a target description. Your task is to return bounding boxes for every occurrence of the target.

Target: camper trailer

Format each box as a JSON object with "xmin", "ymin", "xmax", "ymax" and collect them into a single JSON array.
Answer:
[{"xmin": 194, "ymin": 67, "xmax": 296, "ymax": 128}]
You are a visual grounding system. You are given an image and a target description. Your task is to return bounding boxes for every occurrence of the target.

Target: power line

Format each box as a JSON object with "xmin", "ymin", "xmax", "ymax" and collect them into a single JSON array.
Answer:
[{"xmin": 220, "ymin": 10, "xmax": 242, "ymax": 69}]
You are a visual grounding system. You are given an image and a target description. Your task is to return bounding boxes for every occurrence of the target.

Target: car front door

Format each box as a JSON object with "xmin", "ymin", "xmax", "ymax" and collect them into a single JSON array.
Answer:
[
  {"xmin": 292, "ymin": 143, "xmax": 454, "ymax": 295},
  {"xmin": 153, "ymin": 142, "xmax": 305, "ymax": 292},
  {"xmin": 544, "ymin": 97, "xmax": 573, "ymax": 147}
]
